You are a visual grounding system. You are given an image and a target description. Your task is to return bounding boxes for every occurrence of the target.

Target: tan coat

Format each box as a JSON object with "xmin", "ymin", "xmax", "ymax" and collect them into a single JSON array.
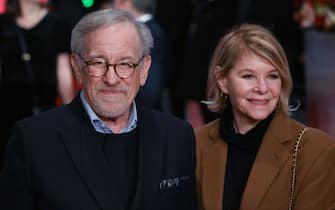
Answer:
[{"xmin": 195, "ymin": 109, "xmax": 335, "ymax": 210}]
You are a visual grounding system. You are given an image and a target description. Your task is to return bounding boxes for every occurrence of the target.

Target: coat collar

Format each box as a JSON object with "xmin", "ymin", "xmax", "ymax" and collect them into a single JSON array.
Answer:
[
  {"xmin": 200, "ymin": 108, "xmax": 294, "ymax": 209},
  {"xmin": 59, "ymin": 96, "xmax": 165, "ymax": 210},
  {"xmin": 130, "ymin": 106, "xmax": 166, "ymax": 210},
  {"xmin": 240, "ymin": 109, "xmax": 292, "ymax": 209}
]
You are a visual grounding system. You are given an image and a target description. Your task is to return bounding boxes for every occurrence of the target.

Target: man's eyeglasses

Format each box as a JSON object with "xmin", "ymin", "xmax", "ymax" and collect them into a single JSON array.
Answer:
[{"xmin": 77, "ymin": 54, "xmax": 143, "ymax": 79}]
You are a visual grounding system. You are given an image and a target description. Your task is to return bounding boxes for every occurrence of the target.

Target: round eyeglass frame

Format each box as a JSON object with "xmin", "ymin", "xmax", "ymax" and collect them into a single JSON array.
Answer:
[{"xmin": 76, "ymin": 54, "xmax": 144, "ymax": 79}]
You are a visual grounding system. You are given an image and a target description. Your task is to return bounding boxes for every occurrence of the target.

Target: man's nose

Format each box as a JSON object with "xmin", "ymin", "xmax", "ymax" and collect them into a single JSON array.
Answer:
[{"xmin": 103, "ymin": 66, "xmax": 120, "ymax": 85}]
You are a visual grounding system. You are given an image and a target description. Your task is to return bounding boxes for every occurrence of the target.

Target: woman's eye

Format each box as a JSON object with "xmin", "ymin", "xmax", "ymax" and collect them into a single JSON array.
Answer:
[
  {"xmin": 242, "ymin": 74, "xmax": 253, "ymax": 79},
  {"xmin": 269, "ymin": 74, "xmax": 280, "ymax": 79}
]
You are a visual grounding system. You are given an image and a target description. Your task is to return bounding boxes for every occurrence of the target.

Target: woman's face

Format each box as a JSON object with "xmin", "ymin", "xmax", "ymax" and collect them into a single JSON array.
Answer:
[{"xmin": 217, "ymin": 53, "xmax": 282, "ymax": 130}]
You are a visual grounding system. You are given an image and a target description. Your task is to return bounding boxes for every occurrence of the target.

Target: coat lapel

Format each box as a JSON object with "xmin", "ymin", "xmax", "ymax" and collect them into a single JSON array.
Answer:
[
  {"xmin": 59, "ymin": 96, "xmax": 122, "ymax": 210},
  {"xmin": 240, "ymin": 109, "xmax": 292, "ymax": 210},
  {"xmin": 201, "ymin": 121, "xmax": 228, "ymax": 209},
  {"xmin": 131, "ymin": 107, "xmax": 165, "ymax": 210}
]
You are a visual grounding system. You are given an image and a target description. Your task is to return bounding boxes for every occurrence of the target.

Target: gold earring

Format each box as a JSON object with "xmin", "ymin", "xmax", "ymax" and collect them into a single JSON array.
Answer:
[{"xmin": 220, "ymin": 92, "xmax": 228, "ymax": 100}]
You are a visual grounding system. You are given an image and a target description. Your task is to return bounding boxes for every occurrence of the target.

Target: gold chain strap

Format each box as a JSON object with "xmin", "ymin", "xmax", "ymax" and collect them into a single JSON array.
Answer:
[{"xmin": 288, "ymin": 126, "xmax": 309, "ymax": 210}]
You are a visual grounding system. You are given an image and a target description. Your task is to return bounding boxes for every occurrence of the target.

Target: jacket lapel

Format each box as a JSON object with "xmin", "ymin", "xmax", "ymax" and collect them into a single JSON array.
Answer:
[
  {"xmin": 131, "ymin": 107, "xmax": 165, "ymax": 210},
  {"xmin": 201, "ymin": 121, "xmax": 228, "ymax": 209},
  {"xmin": 59, "ymin": 96, "xmax": 122, "ymax": 210},
  {"xmin": 240, "ymin": 109, "xmax": 292, "ymax": 210}
]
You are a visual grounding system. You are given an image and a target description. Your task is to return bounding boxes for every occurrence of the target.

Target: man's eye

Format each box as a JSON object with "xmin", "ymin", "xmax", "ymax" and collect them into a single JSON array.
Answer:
[
  {"xmin": 91, "ymin": 61, "xmax": 105, "ymax": 67},
  {"xmin": 119, "ymin": 62, "xmax": 134, "ymax": 68}
]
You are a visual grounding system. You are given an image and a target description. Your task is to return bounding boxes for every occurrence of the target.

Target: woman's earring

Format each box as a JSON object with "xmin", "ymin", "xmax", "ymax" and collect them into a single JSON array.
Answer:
[{"xmin": 221, "ymin": 92, "xmax": 228, "ymax": 100}]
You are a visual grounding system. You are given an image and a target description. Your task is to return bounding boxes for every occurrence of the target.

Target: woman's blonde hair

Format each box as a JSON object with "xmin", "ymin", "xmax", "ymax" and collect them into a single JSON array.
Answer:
[{"xmin": 205, "ymin": 24, "xmax": 292, "ymax": 115}]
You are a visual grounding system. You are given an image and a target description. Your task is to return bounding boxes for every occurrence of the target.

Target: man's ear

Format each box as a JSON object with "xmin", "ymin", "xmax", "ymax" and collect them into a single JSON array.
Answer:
[
  {"xmin": 70, "ymin": 54, "xmax": 82, "ymax": 85},
  {"xmin": 214, "ymin": 66, "xmax": 228, "ymax": 93},
  {"xmin": 139, "ymin": 55, "xmax": 151, "ymax": 86}
]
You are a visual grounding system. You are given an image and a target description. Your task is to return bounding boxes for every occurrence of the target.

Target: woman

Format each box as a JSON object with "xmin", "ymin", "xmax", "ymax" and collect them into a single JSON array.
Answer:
[
  {"xmin": 0, "ymin": 0, "xmax": 76, "ymax": 166},
  {"xmin": 195, "ymin": 24, "xmax": 335, "ymax": 210}
]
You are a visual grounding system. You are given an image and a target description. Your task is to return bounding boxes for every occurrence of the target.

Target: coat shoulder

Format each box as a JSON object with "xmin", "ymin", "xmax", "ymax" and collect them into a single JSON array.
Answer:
[
  {"xmin": 17, "ymin": 105, "xmax": 69, "ymax": 129},
  {"xmin": 299, "ymin": 126, "xmax": 335, "ymax": 161},
  {"xmin": 194, "ymin": 119, "xmax": 221, "ymax": 147}
]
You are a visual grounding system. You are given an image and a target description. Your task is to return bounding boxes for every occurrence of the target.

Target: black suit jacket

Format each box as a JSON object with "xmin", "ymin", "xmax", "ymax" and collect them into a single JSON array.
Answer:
[{"xmin": 0, "ymin": 95, "xmax": 197, "ymax": 210}]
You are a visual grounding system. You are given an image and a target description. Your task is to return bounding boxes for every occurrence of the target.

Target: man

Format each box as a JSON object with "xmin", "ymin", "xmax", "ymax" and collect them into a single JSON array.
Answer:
[
  {"xmin": 113, "ymin": 0, "xmax": 170, "ymax": 111},
  {"xmin": 0, "ymin": 9, "xmax": 197, "ymax": 210}
]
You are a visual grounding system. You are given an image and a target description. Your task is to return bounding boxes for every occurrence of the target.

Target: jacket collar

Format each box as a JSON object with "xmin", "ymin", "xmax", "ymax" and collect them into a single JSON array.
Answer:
[
  {"xmin": 59, "ymin": 96, "xmax": 165, "ymax": 210},
  {"xmin": 130, "ymin": 106, "xmax": 166, "ymax": 210},
  {"xmin": 240, "ymin": 108, "xmax": 292, "ymax": 209}
]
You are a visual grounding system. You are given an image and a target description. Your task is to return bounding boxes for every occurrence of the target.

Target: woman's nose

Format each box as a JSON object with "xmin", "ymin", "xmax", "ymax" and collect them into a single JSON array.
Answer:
[{"xmin": 254, "ymin": 78, "xmax": 268, "ymax": 93}]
